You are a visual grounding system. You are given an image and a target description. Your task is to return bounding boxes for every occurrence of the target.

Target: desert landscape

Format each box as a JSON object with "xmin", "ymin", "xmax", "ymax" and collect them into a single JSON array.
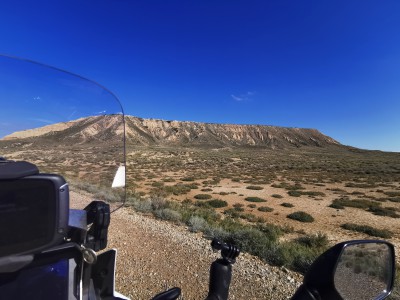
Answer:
[{"xmin": 1, "ymin": 115, "xmax": 399, "ymax": 298}]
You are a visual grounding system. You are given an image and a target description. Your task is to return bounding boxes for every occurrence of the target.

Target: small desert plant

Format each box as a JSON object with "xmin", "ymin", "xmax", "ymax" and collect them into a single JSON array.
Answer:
[
  {"xmin": 281, "ymin": 202, "xmax": 294, "ymax": 208},
  {"xmin": 341, "ymin": 223, "xmax": 393, "ymax": 239},
  {"xmin": 194, "ymin": 194, "xmax": 212, "ymax": 200},
  {"xmin": 367, "ymin": 207, "xmax": 400, "ymax": 218},
  {"xmin": 287, "ymin": 211, "xmax": 314, "ymax": 223},
  {"xmin": 288, "ymin": 190, "xmax": 302, "ymax": 197},
  {"xmin": 206, "ymin": 199, "xmax": 228, "ymax": 208},
  {"xmin": 258, "ymin": 206, "xmax": 274, "ymax": 212},
  {"xmin": 296, "ymin": 233, "xmax": 329, "ymax": 248},
  {"xmin": 154, "ymin": 208, "xmax": 182, "ymax": 222},
  {"xmin": 272, "ymin": 194, "xmax": 283, "ymax": 198},
  {"xmin": 188, "ymin": 216, "xmax": 209, "ymax": 232},
  {"xmin": 245, "ymin": 197, "xmax": 267, "ymax": 202},
  {"xmin": 246, "ymin": 185, "xmax": 264, "ymax": 190}
]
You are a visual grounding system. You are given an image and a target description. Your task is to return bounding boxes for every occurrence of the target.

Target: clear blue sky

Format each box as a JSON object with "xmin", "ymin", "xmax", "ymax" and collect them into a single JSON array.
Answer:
[{"xmin": 1, "ymin": 1, "xmax": 399, "ymax": 151}]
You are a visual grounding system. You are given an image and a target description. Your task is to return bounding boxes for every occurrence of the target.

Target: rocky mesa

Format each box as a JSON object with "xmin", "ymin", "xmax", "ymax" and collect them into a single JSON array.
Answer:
[{"xmin": 3, "ymin": 114, "xmax": 342, "ymax": 149}]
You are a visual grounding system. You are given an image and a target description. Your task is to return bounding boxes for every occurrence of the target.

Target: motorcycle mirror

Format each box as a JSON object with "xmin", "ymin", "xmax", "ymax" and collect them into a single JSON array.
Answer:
[
  {"xmin": 334, "ymin": 242, "xmax": 395, "ymax": 300},
  {"xmin": 291, "ymin": 240, "xmax": 396, "ymax": 300}
]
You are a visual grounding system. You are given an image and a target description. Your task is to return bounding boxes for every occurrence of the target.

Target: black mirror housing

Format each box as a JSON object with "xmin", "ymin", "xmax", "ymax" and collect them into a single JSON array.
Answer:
[{"xmin": 292, "ymin": 240, "xmax": 396, "ymax": 300}]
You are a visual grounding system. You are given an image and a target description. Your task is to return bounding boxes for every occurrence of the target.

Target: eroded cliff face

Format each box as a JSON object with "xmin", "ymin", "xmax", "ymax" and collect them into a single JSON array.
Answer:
[
  {"xmin": 124, "ymin": 116, "xmax": 340, "ymax": 149},
  {"xmin": 3, "ymin": 114, "xmax": 341, "ymax": 149}
]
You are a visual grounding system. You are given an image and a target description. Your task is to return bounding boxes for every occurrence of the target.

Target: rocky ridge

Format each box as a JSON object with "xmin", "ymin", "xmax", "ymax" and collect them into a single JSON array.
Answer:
[{"xmin": 3, "ymin": 115, "xmax": 342, "ymax": 150}]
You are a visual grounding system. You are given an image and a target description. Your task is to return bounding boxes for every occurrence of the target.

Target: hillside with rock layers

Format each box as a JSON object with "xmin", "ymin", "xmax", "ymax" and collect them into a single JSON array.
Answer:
[{"xmin": 2, "ymin": 115, "xmax": 342, "ymax": 150}]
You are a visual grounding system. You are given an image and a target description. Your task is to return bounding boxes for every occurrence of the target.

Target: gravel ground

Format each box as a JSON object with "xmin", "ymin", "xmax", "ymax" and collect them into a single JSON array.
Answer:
[
  {"xmin": 71, "ymin": 191, "xmax": 303, "ymax": 299},
  {"xmin": 108, "ymin": 208, "xmax": 302, "ymax": 299}
]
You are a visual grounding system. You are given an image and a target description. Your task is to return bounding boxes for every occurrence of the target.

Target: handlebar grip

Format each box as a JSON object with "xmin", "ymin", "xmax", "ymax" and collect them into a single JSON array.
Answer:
[{"xmin": 206, "ymin": 259, "xmax": 232, "ymax": 300}]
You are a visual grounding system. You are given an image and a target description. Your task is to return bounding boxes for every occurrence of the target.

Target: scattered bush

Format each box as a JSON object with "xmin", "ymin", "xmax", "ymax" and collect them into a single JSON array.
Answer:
[
  {"xmin": 224, "ymin": 208, "xmax": 241, "ymax": 218},
  {"xmin": 194, "ymin": 194, "xmax": 212, "ymax": 200},
  {"xmin": 296, "ymin": 233, "xmax": 329, "ymax": 248},
  {"xmin": 272, "ymin": 194, "xmax": 283, "ymax": 198},
  {"xmin": 247, "ymin": 204, "xmax": 257, "ymax": 208},
  {"xmin": 246, "ymin": 185, "xmax": 264, "ymax": 190},
  {"xmin": 331, "ymin": 197, "xmax": 380, "ymax": 210},
  {"xmin": 345, "ymin": 182, "xmax": 377, "ymax": 188},
  {"xmin": 165, "ymin": 184, "xmax": 192, "ymax": 195},
  {"xmin": 288, "ymin": 190, "xmax": 325, "ymax": 197},
  {"xmin": 287, "ymin": 211, "xmax": 315, "ymax": 223},
  {"xmin": 367, "ymin": 207, "xmax": 400, "ymax": 218},
  {"xmin": 162, "ymin": 177, "xmax": 175, "ymax": 182},
  {"xmin": 133, "ymin": 199, "xmax": 153, "ymax": 213},
  {"xmin": 388, "ymin": 197, "xmax": 400, "ymax": 203},
  {"xmin": 150, "ymin": 196, "xmax": 168, "ymax": 210},
  {"xmin": 154, "ymin": 208, "xmax": 182, "ymax": 222},
  {"xmin": 281, "ymin": 202, "xmax": 294, "ymax": 208},
  {"xmin": 341, "ymin": 223, "xmax": 393, "ymax": 239},
  {"xmin": 181, "ymin": 176, "xmax": 195, "ymax": 181},
  {"xmin": 206, "ymin": 199, "xmax": 228, "ymax": 208},
  {"xmin": 245, "ymin": 197, "xmax": 267, "ymax": 202},
  {"xmin": 258, "ymin": 206, "xmax": 274, "ymax": 212},
  {"xmin": 385, "ymin": 191, "xmax": 400, "ymax": 197},
  {"xmin": 151, "ymin": 181, "xmax": 164, "ymax": 187},
  {"xmin": 288, "ymin": 190, "xmax": 302, "ymax": 197},
  {"xmin": 188, "ymin": 216, "xmax": 209, "ymax": 232}
]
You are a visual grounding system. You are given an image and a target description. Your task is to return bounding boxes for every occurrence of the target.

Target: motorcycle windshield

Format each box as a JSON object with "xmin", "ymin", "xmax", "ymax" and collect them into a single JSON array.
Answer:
[{"xmin": 0, "ymin": 55, "xmax": 126, "ymax": 209}]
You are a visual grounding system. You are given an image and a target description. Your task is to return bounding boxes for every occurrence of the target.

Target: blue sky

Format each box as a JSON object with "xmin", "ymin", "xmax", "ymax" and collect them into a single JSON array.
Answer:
[{"xmin": 0, "ymin": 1, "xmax": 399, "ymax": 151}]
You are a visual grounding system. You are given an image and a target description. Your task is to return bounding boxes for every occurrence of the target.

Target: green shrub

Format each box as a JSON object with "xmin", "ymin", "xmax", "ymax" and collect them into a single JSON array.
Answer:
[
  {"xmin": 150, "ymin": 196, "xmax": 168, "ymax": 210},
  {"xmin": 345, "ymin": 182, "xmax": 377, "ymax": 188},
  {"xmin": 224, "ymin": 208, "xmax": 241, "ymax": 218},
  {"xmin": 194, "ymin": 194, "xmax": 212, "ymax": 200},
  {"xmin": 328, "ymin": 203, "xmax": 344, "ymax": 209},
  {"xmin": 385, "ymin": 191, "xmax": 400, "ymax": 197},
  {"xmin": 367, "ymin": 207, "xmax": 400, "ymax": 218},
  {"xmin": 296, "ymin": 233, "xmax": 329, "ymax": 248},
  {"xmin": 162, "ymin": 177, "xmax": 175, "ymax": 182},
  {"xmin": 188, "ymin": 216, "xmax": 209, "ymax": 232},
  {"xmin": 206, "ymin": 199, "xmax": 228, "ymax": 208},
  {"xmin": 154, "ymin": 208, "xmax": 182, "ymax": 222},
  {"xmin": 165, "ymin": 184, "xmax": 192, "ymax": 195},
  {"xmin": 133, "ymin": 199, "xmax": 153, "ymax": 213},
  {"xmin": 201, "ymin": 188, "xmax": 213, "ymax": 192},
  {"xmin": 281, "ymin": 202, "xmax": 294, "ymax": 208},
  {"xmin": 341, "ymin": 223, "xmax": 393, "ymax": 239},
  {"xmin": 258, "ymin": 206, "xmax": 274, "ymax": 212},
  {"xmin": 288, "ymin": 190, "xmax": 302, "ymax": 197},
  {"xmin": 245, "ymin": 197, "xmax": 267, "ymax": 202},
  {"xmin": 288, "ymin": 190, "xmax": 326, "ymax": 197},
  {"xmin": 247, "ymin": 204, "xmax": 256, "ymax": 208},
  {"xmin": 181, "ymin": 176, "xmax": 195, "ymax": 181},
  {"xmin": 388, "ymin": 197, "xmax": 400, "ymax": 203},
  {"xmin": 331, "ymin": 197, "xmax": 380, "ymax": 210},
  {"xmin": 239, "ymin": 213, "xmax": 258, "ymax": 223},
  {"xmin": 246, "ymin": 185, "xmax": 264, "ymax": 190},
  {"xmin": 287, "ymin": 211, "xmax": 314, "ymax": 223},
  {"xmin": 272, "ymin": 194, "xmax": 283, "ymax": 198}
]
